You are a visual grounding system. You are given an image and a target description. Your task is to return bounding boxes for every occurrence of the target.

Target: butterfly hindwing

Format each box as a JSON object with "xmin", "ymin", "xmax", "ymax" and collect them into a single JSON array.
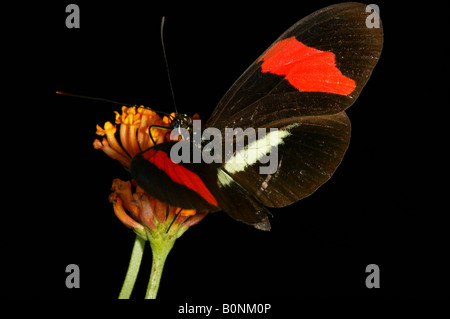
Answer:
[{"xmin": 221, "ymin": 112, "xmax": 351, "ymax": 208}]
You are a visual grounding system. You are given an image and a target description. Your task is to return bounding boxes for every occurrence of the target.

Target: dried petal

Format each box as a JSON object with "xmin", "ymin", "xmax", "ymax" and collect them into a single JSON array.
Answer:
[
  {"xmin": 111, "ymin": 179, "xmax": 140, "ymax": 220},
  {"xmin": 133, "ymin": 192, "xmax": 157, "ymax": 230},
  {"xmin": 109, "ymin": 193, "xmax": 144, "ymax": 232}
]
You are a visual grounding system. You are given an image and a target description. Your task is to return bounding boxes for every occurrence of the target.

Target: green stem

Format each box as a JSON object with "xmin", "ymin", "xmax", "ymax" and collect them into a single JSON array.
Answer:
[
  {"xmin": 145, "ymin": 231, "xmax": 177, "ymax": 299},
  {"xmin": 118, "ymin": 235, "xmax": 146, "ymax": 299}
]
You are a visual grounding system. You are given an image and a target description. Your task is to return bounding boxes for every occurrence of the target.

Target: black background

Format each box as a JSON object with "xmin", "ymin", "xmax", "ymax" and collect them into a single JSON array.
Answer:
[{"xmin": 4, "ymin": 0, "xmax": 448, "ymax": 306}]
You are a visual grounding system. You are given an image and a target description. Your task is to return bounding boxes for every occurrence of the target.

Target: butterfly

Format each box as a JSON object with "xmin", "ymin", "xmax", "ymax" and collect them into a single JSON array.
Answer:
[{"xmin": 130, "ymin": 3, "xmax": 383, "ymax": 230}]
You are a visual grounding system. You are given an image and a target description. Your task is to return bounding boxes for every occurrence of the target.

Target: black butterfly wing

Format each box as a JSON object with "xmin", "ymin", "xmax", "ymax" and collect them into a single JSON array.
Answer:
[
  {"xmin": 131, "ymin": 142, "xmax": 220, "ymax": 212},
  {"xmin": 206, "ymin": 2, "xmax": 383, "ymax": 130},
  {"xmin": 204, "ymin": 3, "xmax": 382, "ymax": 211},
  {"xmin": 131, "ymin": 142, "xmax": 272, "ymax": 230}
]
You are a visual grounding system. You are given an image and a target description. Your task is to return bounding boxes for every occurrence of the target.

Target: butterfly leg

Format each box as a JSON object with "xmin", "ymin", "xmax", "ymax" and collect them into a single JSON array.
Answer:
[
  {"xmin": 166, "ymin": 208, "xmax": 183, "ymax": 233},
  {"xmin": 147, "ymin": 124, "xmax": 171, "ymax": 145}
]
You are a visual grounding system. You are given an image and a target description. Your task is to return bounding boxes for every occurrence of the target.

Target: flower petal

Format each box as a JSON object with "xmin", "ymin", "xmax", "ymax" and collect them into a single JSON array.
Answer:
[
  {"xmin": 109, "ymin": 193, "xmax": 144, "ymax": 232},
  {"xmin": 93, "ymin": 138, "xmax": 131, "ymax": 167}
]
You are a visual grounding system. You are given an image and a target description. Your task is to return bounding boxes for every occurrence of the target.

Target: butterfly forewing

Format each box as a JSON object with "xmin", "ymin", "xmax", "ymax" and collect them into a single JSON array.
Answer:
[{"xmin": 206, "ymin": 3, "xmax": 383, "ymax": 130}]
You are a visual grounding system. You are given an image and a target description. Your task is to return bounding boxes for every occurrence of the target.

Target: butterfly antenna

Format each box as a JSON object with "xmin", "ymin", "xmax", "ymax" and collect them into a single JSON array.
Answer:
[
  {"xmin": 56, "ymin": 91, "xmax": 173, "ymax": 117},
  {"xmin": 160, "ymin": 16, "xmax": 178, "ymax": 114},
  {"xmin": 56, "ymin": 91, "xmax": 137, "ymax": 107}
]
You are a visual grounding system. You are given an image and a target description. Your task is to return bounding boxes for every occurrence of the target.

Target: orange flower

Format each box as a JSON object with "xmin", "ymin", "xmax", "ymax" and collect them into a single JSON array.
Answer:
[{"xmin": 94, "ymin": 106, "xmax": 208, "ymax": 238}]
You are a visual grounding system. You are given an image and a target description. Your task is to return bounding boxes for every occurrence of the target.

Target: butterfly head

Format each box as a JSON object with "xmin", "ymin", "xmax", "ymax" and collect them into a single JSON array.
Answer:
[{"xmin": 170, "ymin": 113, "xmax": 193, "ymax": 133}]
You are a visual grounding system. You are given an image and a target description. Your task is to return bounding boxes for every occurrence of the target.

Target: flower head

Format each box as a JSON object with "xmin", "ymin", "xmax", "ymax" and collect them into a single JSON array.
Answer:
[
  {"xmin": 94, "ymin": 106, "xmax": 208, "ymax": 239},
  {"xmin": 94, "ymin": 106, "xmax": 172, "ymax": 168}
]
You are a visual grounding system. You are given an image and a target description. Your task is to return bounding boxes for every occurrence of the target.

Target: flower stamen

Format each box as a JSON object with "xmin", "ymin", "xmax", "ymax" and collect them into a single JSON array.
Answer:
[
  {"xmin": 96, "ymin": 122, "xmax": 130, "ymax": 159},
  {"xmin": 93, "ymin": 138, "xmax": 131, "ymax": 168}
]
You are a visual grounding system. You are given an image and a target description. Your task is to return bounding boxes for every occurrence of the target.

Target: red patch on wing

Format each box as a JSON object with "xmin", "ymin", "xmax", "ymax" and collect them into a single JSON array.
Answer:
[
  {"xmin": 143, "ymin": 149, "xmax": 218, "ymax": 207},
  {"xmin": 259, "ymin": 37, "xmax": 356, "ymax": 95}
]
